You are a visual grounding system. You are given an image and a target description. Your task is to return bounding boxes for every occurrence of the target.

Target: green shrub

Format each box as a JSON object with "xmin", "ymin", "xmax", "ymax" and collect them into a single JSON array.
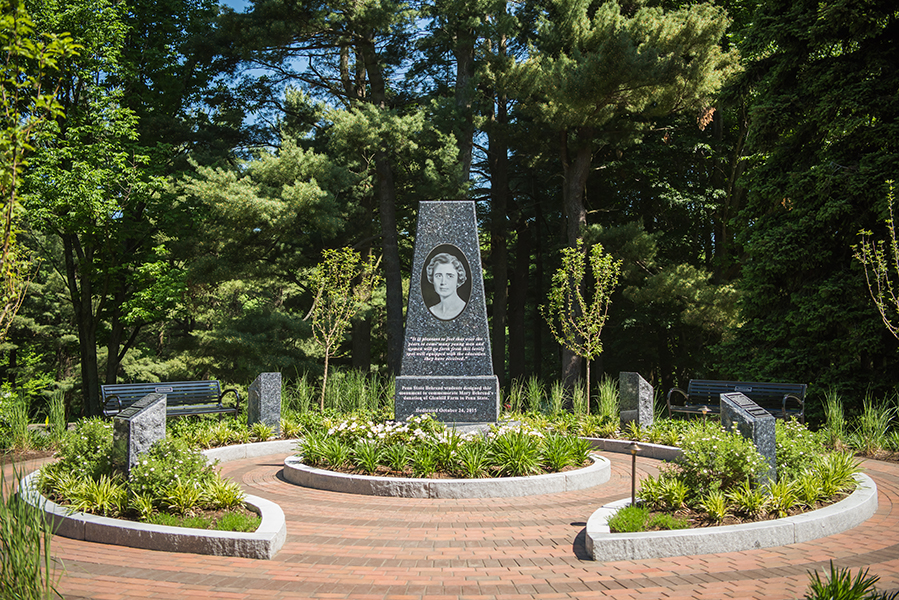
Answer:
[
  {"xmin": 767, "ymin": 478, "xmax": 799, "ymax": 518},
  {"xmin": 130, "ymin": 492, "xmax": 156, "ymax": 521},
  {"xmin": 321, "ymin": 437, "xmax": 352, "ymax": 469},
  {"xmin": 163, "ymin": 481, "xmax": 204, "ymax": 516},
  {"xmin": 68, "ymin": 475, "xmax": 127, "ymax": 517},
  {"xmin": 677, "ymin": 422, "xmax": 769, "ymax": 498},
  {"xmin": 249, "ymin": 422, "xmax": 273, "ymax": 442},
  {"xmin": 433, "ymin": 428, "xmax": 465, "ymax": 472},
  {"xmin": 129, "ymin": 438, "xmax": 216, "ymax": 500},
  {"xmin": 822, "ymin": 388, "xmax": 847, "ymax": 447},
  {"xmin": 548, "ymin": 381, "xmax": 566, "ymax": 416},
  {"xmin": 41, "ymin": 417, "xmax": 113, "ymax": 485},
  {"xmin": 595, "ymin": 376, "xmax": 619, "ymax": 420},
  {"xmin": 567, "ymin": 436, "xmax": 594, "ymax": 465},
  {"xmin": 525, "ymin": 376, "xmax": 544, "ymax": 413},
  {"xmin": 815, "ymin": 452, "xmax": 861, "ymax": 497},
  {"xmin": 203, "ymin": 477, "xmax": 245, "ymax": 509},
  {"xmin": 776, "ymin": 419, "xmax": 826, "ymax": 480},
  {"xmin": 855, "ymin": 395, "xmax": 894, "ymax": 454},
  {"xmin": 795, "ymin": 470, "xmax": 825, "ymax": 507}
]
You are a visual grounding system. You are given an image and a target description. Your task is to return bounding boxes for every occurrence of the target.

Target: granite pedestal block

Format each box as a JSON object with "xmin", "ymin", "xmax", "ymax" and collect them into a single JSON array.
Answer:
[
  {"xmin": 721, "ymin": 391, "xmax": 776, "ymax": 483},
  {"xmin": 396, "ymin": 201, "xmax": 499, "ymax": 423},
  {"xmin": 248, "ymin": 372, "xmax": 281, "ymax": 436},
  {"xmin": 619, "ymin": 372, "xmax": 653, "ymax": 427},
  {"xmin": 112, "ymin": 393, "xmax": 166, "ymax": 478}
]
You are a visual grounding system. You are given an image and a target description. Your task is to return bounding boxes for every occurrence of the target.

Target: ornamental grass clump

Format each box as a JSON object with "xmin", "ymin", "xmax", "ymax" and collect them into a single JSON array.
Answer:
[
  {"xmin": 488, "ymin": 427, "xmax": 543, "ymax": 477},
  {"xmin": 1, "ymin": 464, "xmax": 59, "ymax": 600}
]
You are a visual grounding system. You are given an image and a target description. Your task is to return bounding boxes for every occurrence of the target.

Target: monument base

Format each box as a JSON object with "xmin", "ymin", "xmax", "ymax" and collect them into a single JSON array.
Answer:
[{"xmin": 395, "ymin": 375, "xmax": 499, "ymax": 423}]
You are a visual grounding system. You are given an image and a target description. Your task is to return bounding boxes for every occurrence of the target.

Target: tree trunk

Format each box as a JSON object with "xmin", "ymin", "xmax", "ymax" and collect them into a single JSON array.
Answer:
[
  {"xmin": 559, "ymin": 127, "xmax": 593, "ymax": 387},
  {"xmin": 63, "ymin": 234, "xmax": 101, "ymax": 416},
  {"xmin": 351, "ymin": 314, "xmax": 372, "ymax": 372},
  {"xmin": 488, "ymin": 98, "xmax": 509, "ymax": 386},
  {"xmin": 454, "ymin": 33, "xmax": 475, "ymax": 183},
  {"xmin": 508, "ymin": 215, "xmax": 529, "ymax": 382},
  {"xmin": 360, "ymin": 35, "xmax": 404, "ymax": 374},
  {"xmin": 532, "ymin": 193, "xmax": 544, "ymax": 378}
]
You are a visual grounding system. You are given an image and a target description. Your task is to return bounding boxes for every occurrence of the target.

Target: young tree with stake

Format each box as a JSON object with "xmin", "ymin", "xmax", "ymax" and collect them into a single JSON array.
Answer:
[
  {"xmin": 306, "ymin": 248, "xmax": 381, "ymax": 410},
  {"xmin": 541, "ymin": 240, "xmax": 621, "ymax": 411}
]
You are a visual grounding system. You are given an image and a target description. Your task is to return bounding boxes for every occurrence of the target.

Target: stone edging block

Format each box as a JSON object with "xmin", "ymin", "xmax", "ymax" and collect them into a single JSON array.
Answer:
[
  {"xmin": 282, "ymin": 453, "xmax": 612, "ymax": 498},
  {"xmin": 585, "ymin": 472, "xmax": 878, "ymax": 561}
]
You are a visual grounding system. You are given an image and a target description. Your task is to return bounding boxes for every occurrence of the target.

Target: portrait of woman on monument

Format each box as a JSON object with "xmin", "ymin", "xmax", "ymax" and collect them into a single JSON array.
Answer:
[{"xmin": 422, "ymin": 246, "xmax": 471, "ymax": 321}]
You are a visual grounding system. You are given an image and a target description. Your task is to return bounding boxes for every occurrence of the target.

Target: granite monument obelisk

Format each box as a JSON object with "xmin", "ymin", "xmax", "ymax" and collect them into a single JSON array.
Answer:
[{"xmin": 395, "ymin": 201, "xmax": 500, "ymax": 423}]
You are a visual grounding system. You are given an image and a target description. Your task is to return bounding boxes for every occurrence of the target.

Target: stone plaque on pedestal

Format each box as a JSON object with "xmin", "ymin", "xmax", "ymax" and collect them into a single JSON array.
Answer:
[
  {"xmin": 619, "ymin": 372, "xmax": 653, "ymax": 427},
  {"xmin": 112, "ymin": 393, "xmax": 166, "ymax": 478},
  {"xmin": 395, "ymin": 201, "xmax": 499, "ymax": 423},
  {"xmin": 721, "ymin": 391, "xmax": 776, "ymax": 484},
  {"xmin": 248, "ymin": 372, "xmax": 281, "ymax": 436}
]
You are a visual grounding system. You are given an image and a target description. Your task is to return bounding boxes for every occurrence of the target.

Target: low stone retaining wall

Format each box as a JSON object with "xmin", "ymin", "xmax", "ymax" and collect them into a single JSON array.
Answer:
[
  {"xmin": 283, "ymin": 453, "xmax": 612, "ymax": 498},
  {"xmin": 586, "ymin": 473, "xmax": 878, "ymax": 561}
]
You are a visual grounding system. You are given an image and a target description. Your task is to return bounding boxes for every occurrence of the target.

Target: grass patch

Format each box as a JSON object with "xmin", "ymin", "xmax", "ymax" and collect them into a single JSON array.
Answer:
[
  {"xmin": 147, "ymin": 507, "xmax": 260, "ymax": 531},
  {"xmin": 607, "ymin": 504, "xmax": 690, "ymax": 533}
]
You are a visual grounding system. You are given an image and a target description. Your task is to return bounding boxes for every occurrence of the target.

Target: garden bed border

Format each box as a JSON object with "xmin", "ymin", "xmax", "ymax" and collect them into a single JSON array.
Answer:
[
  {"xmin": 17, "ymin": 442, "xmax": 294, "ymax": 560},
  {"xmin": 585, "ymin": 472, "xmax": 878, "ymax": 561},
  {"xmin": 283, "ymin": 453, "xmax": 612, "ymax": 498}
]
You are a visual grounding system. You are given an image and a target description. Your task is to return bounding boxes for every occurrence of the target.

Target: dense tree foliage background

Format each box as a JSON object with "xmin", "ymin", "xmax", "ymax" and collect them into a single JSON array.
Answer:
[{"xmin": 2, "ymin": 0, "xmax": 897, "ymax": 417}]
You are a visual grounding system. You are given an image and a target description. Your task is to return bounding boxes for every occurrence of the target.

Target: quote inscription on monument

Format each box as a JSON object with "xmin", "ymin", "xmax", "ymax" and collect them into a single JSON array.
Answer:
[{"xmin": 395, "ymin": 201, "xmax": 499, "ymax": 423}]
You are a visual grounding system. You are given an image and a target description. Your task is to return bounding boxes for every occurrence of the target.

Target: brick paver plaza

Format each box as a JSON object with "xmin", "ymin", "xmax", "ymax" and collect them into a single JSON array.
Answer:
[{"xmin": 10, "ymin": 451, "xmax": 899, "ymax": 599}]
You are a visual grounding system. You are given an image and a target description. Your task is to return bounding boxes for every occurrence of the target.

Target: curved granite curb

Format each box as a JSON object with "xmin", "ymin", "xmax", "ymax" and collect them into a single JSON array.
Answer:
[
  {"xmin": 16, "ymin": 440, "xmax": 296, "ymax": 560},
  {"xmin": 283, "ymin": 453, "xmax": 611, "ymax": 498},
  {"xmin": 585, "ymin": 472, "xmax": 878, "ymax": 561},
  {"xmin": 584, "ymin": 437, "xmax": 683, "ymax": 462}
]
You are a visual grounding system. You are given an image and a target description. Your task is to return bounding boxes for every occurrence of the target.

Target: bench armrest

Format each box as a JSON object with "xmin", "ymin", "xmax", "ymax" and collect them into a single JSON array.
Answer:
[
  {"xmin": 782, "ymin": 393, "xmax": 805, "ymax": 424},
  {"xmin": 666, "ymin": 387, "xmax": 689, "ymax": 418},
  {"xmin": 219, "ymin": 388, "xmax": 241, "ymax": 412},
  {"xmin": 102, "ymin": 395, "xmax": 122, "ymax": 419}
]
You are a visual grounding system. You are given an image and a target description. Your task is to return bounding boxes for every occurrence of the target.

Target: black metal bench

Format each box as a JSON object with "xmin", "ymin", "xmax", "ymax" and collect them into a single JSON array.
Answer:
[
  {"xmin": 666, "ymin": 379, "xmax": 806, "ymax": 423},
  {"xmin": 101, "ymin": 381, "xmax": 241, "ymax": 419}
]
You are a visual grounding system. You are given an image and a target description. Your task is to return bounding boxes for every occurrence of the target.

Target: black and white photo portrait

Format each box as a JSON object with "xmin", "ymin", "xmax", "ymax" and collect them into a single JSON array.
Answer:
[{"xmin": 421, "ymin": 245, "xmax": 471, "ymax": 321}]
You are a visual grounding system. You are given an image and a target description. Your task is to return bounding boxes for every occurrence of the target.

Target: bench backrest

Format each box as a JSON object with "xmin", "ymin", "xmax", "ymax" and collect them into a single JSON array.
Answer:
[
  {"xmin": 687, "ymin": 380, "xmax": 806, "ymax": 404},
  {"xmin": 102, "ymin": 381, "xmax": 223, "ymax": 410}
]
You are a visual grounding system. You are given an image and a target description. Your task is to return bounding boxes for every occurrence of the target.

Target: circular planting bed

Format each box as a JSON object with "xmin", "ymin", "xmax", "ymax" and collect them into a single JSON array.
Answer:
[
  {"xmin": 283, "ymin": 453, "xmax": 612, "ymax": 498},
  {"xmin": 18, "ymin": 440, "xmax": 294, "ymax": 560}
]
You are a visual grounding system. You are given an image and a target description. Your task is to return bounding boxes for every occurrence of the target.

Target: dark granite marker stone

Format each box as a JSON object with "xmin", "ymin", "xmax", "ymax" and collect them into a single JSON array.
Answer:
[{"xmin": 721, "ymin": 391, "xmax": 777, "ymax": 484}]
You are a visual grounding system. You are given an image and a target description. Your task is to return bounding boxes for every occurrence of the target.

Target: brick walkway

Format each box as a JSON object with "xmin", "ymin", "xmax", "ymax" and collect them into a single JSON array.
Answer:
[{"xmin": 13, "ymin": 452, "xmax": 899, "ymax": 599}]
